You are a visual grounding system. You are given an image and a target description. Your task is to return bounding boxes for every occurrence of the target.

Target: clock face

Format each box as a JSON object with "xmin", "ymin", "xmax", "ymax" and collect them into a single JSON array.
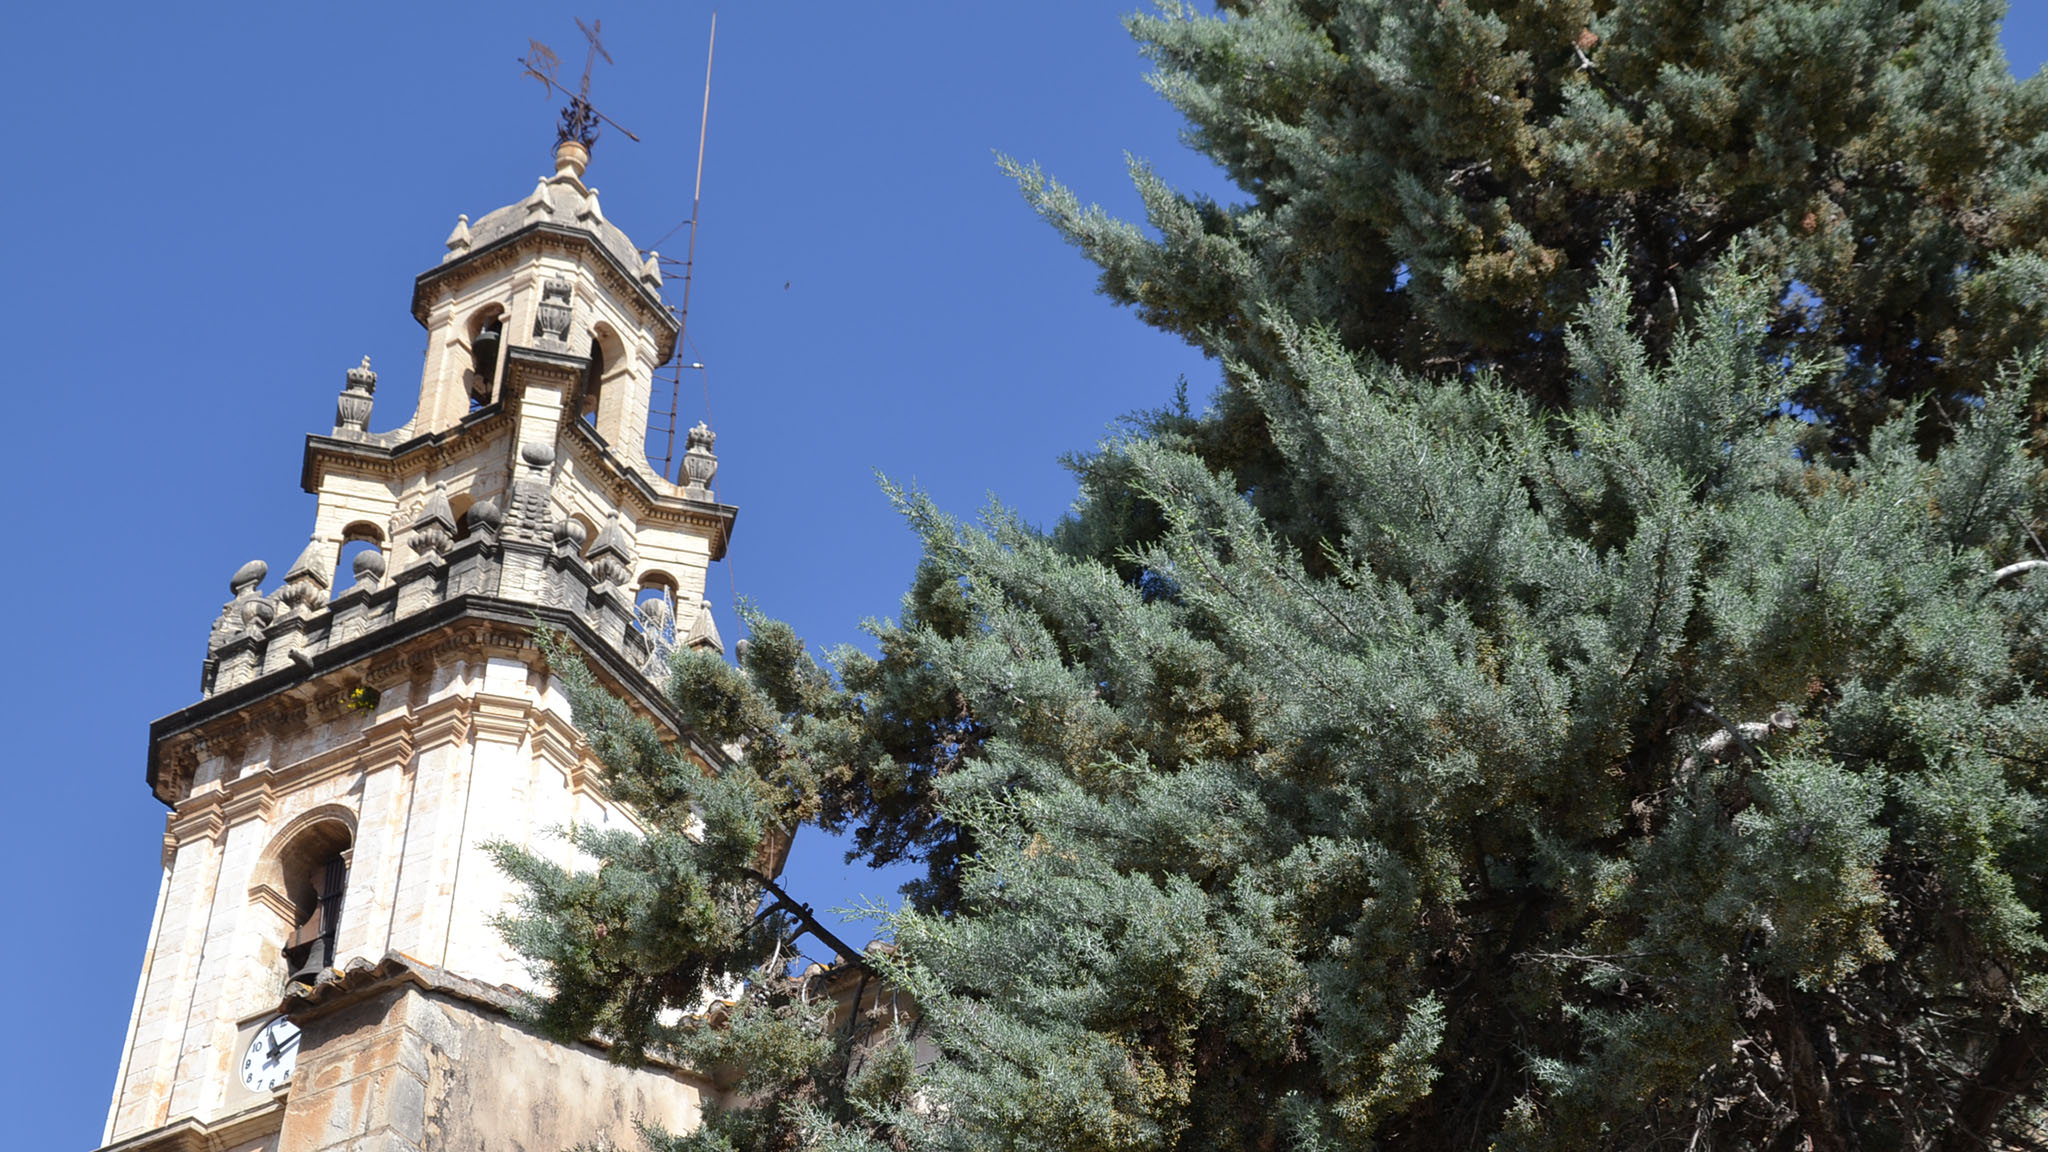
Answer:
[{"xmin": 239, "ymin": 1016, "xmax": 301, "ymax": 1093}]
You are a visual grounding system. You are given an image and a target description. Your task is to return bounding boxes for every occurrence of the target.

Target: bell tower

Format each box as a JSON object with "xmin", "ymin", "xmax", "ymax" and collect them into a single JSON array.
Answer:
[{"xmin": 96, "ymin": 136, "xmax": 740, "ymax": 1152}]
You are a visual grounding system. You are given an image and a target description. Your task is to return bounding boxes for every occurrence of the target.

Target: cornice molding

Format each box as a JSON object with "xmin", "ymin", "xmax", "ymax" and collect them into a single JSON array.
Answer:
[
  {"xmin": 149, "ymin": 598, "xmax": 712, "ymax": 806},
  {"xmin": 249, "ymin": 881, "xmax": 296, "ymax": 924},
  {"xmin": 93, "ymin": 1099, "xmax": 285, "ymax": 1152},
  {"xmin": 280, "ymin": 952, "xmax": 713, "ymax": 1086},
  {"xmin": 167, "ymin": 804, "xmax": 226, "ymax": 849},
  {"xmin": 470, "ymin": 692, "xmax": 533, "ymax": 745},
  {"xmin": 301, "ymin": 401, "xmax": 514, "ymax": 494},
  {"xmin": 220, "ymin": 784, "xmax": 277, "ymax": 829},
  {"xmin": 412, "ymin": 221, "xmax": 680, "ymax": 350},
  {"xmin": 562, "ymin": 417, "xmax": 737, "ymax": 559},
  {"xmin": 530, "ymin": 708, "xmax": 586, "ymax": 789},
  {"xmin": 409, "ymin": 694, "xmax": 474, "ymax": 753},
  {"xmin": 357, "ymin": 716, "xmax": 416, "ymax": 775}
]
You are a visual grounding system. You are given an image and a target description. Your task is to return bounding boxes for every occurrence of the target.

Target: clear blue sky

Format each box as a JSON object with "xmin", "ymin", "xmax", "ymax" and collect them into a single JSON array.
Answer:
[{"xmin": 5, "ymin": 4, "xmax": 2047, "ymax": 1147}]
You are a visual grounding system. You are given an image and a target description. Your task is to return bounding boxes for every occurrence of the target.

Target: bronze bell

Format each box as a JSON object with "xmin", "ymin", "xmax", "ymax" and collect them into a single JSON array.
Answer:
[{"xmin": 471, "ymin": 323, "xmax": 503, "ymax": 389}]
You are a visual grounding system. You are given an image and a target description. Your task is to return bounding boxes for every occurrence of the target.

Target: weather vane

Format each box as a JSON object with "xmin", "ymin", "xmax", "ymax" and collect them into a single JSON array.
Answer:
[{"xmin": 520, "ymin": 17, "xmax": 640, "ymax": 149}]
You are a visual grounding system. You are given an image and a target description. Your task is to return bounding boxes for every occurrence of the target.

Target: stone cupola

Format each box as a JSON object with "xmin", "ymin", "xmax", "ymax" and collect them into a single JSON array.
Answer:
[
  {"xmin": 412, "ymin": 140, "xmax": 677, "ymax": 460},
  {"xmin": 187, "ymin": 139, "xmax": 737, "ymax": 721}
]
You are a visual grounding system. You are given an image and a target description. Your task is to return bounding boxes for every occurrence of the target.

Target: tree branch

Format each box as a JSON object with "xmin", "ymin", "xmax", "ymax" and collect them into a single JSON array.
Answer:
[
  {"xmin": 745, "ymin": 868, "xmax": 878, "ymax": 976},
  {"xmin": 1991, "ymin": 559, "xmax": 2048, "ymax": 586},
  {"xmin": 1937, "ymin": 1016, "xmax": 2048, "ymax": 1152}
]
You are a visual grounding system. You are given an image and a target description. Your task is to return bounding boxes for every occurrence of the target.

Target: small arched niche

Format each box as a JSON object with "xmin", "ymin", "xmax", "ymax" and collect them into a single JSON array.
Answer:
[
  {"xmin": 570, "ymin": 511, "xmax": 600, "ymax": 557},
  {"xmin": 334, "ymin": 522, "xmax": 387, "ymax": 595},
  {"xmin": 635, "ymin": 571, "xmax": 679, "ymax": 630},
  {"xmin": 466, "ymin": 305, "xmax": 507, "ymax": 410},
  {"xmin": 636, "ymin": 569, "xmax": 678, "ymax": 599},
  {"xmin": 249, "ymin": 806, "xmax": 356, "ymax": 989},
  {"xmin": 448, "ymin": 492, "xmax": 476, "ymax": 539}
]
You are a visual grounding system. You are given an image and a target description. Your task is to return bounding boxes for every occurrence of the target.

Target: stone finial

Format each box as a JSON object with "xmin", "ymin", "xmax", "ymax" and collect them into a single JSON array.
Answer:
[
  {"xmin": 681, "ymin": 421, "xmax": 718, "ymax": 499},
  {"xmin": 408, "ymin": 484, "xmax": 458, "ymax": 561},
  {"xmin": 352, "ymin": 546, "xmax": 386, "ymax": 591},
  {"xmin": 211, "ymin": 559, "xmax": 270, "ymax": 650},
  {"xmin": 278, "ymin": 536, "xmax": 331, "ymax": 614},
  {"xmin": 241, "ymin": 592, "xmax": 279, "ymax": 633},
  {"xmin": 230, "ymin": 559, "xmax": 269, "ymax": 596},
  {"xmin": 534, "ymin": 277, "xmax": 574, "ymax": 343},
  {"xmin": 335, "ymin": 356, "xmax": 377, "ymax": 433},
  {"xmin": 465, "ymin": 498, "xmax": 503, "ymax": 544},
  {"xmin": 554, "ymin": 139, "xmax": 590, "ymax": 182},
  {"xmin": 552, "ymin": 515, "xmax": 590, "ymax": 556},
  {"xmin": 523, "ymin": 177, "xmax": 555, "ymax": 217},
  {"xmin": 637, "ymin": 595, "xmax": 674, "ymax": 636},
  {"xmin": 443, "ymin": 214, "xmax": 472, "ymax": 261},
  {"xmin": 587, "ymin": 511, "xmax": 634, "ymax": 588},
  {"xmin": 635, "ymin": 595, "xmax": 677, "ymax": 678},
  {"xmin": 640, "ymin": 250, "xmax": 663, "ymax": 287},
  {"xmin": 579, "ymin": 188, "xmax": 604, "ymax": 225},
  {"xmin": 683, "ymin": 598, "xmax": 724, "ymax": 655}
]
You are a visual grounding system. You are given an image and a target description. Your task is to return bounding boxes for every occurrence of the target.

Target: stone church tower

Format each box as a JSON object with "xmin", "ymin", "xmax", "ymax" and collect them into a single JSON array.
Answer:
[{"xmin": 97, "ymin": 137, "xmax": 738, "ymax": 1152}]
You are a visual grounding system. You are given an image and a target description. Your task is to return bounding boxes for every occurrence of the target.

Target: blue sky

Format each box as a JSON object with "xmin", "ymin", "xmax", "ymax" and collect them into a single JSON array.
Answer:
[{"xmin": 5, "ymin": 4, "xmax": 2047, "ymax": 1146}]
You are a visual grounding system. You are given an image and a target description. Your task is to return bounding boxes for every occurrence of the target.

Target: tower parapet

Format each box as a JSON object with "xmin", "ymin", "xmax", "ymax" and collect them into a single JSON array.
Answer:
[{"xmin": 195, "ymin": 139, "xmax": 735, "ymax": 707}]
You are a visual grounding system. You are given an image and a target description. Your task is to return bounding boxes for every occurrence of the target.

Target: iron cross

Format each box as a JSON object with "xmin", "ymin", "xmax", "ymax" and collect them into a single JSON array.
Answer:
[{"xmin": 520, "ymin": 17, "xmax": 641, "ymax": 147}]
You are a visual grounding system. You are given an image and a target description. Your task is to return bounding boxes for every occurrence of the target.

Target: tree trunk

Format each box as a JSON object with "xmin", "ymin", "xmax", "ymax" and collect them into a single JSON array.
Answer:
[
  {"xmin": 1768, "ymin": 988, "xmax": 1850, "ymax": 1152},
  {"xmin": 1939, "ymin": 1016, "xmax": 2048, "ymax": 1152}
]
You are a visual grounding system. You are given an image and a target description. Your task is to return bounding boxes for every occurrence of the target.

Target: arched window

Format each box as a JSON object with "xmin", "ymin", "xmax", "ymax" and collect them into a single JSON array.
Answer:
[
  {"xmin": 335, "ymin": 521, "xmax": 386, "ymax": 594},
  {"xmin": 449, "ymin": 492, "xmax": 476, "ymax": 539},
  {"xmin": 252, "ymin": 813, "xmax": 355, "ymax": 990},
  {"xmin": 635, "ymin": 572, "xmax": 679, "ymax": 625},
  {"xmin": 570, "ymin": 512, "xmax": 600, "ymax": 557},
  {"xmin": 581, "ymin": 336, "xmax": 605, "ymax": 427},
  {"xmin": 582, "ymin": 323, "xmax": 628, "ymax": 432},
  {"xmin": 468, "ymin": 307, "xmax": 506, "ymax": 410},
  {"xmin": 283, "ymin": 850, "xmax": 349, "ymax": 987},
  {"xmin": 636, "ymin": 569, "xmax": 679, "ymax": 602}
]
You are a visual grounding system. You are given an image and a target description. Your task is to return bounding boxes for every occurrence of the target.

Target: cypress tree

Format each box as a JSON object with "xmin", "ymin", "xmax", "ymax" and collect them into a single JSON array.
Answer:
[{"xmin": 495, "ymin": 3, "xmax": 2048, "ymax": 1148}]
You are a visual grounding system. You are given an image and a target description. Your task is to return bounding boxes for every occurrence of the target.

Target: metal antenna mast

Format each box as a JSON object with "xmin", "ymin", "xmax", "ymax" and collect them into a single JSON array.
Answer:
[{"xmin": 655, "ymin": 13, "xmax": 717, "ymax": 482}]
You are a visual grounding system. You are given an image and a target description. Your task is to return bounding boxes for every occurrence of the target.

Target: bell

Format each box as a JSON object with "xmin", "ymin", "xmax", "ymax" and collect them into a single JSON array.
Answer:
[
  {"xmin": 471, "ymin": 324, "xmax": 502, "ymax": 389},
  {"xmin": 283, "ymin": 946, "xmax": 325, "ymax": 988}
]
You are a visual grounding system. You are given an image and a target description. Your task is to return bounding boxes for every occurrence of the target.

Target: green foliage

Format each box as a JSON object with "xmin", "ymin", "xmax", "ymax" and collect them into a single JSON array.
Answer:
[
  {"xmin": 509, "ymin": 265, "xmax": 2047, "ymax": 1149},
  {"xmin": 487, "ymin": 633, "xmax": 786, "ymax": 1064},
  {"xmin": 851, "ymin": 263, "xmax": 2048, "ymax": 1149},
  {"xmin": 1018, "ymin": 0, "xmax": 2048, "ymax": 523},
  {"xmin": 496, "ymin": 3, "xmax": 2048, "ymax": 1149},
  {"xmin": 490, "ymin": 631, "xmax": 942, "ymax": 1151}
]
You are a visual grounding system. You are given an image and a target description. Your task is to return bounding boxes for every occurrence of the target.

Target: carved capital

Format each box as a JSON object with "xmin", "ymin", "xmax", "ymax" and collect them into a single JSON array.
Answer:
[
  {"xmin": 220, "ymin": 782, "xmax": 277, "ymax": 828},
  {"xmin": 168, "ymin": 800, "xmax": 227, "ymax": 849},
  {"xmin": 358, "ymin": 715, "xmax": 417, "ymax": 774},
  {"xmin": 471, "ymin": 694, "xmax": 532, "ymax": 745},
  {"xmin": 410, "ymin": 695, "xmax": 472, "ymax": 751}
]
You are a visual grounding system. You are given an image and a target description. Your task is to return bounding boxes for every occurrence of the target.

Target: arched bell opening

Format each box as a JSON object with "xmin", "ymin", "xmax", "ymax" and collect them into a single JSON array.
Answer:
[
  {"xmin": 581, "ymin": 323, "xmax": 628, "ymax": 433},
  {"xmin": 466, "ymin": 305, "xmax": 506, "ymax": 410},
  {"xmin": 249, "ymin": 808, "xmax": 356, "ymax": 991}
]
